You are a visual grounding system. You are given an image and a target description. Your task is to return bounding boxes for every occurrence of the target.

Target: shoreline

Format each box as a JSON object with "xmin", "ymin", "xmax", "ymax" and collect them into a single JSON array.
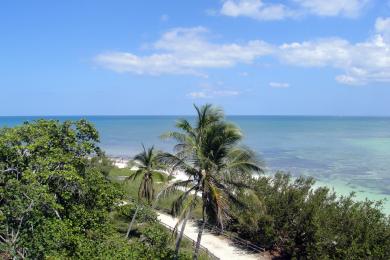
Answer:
[
  {"xmin": 111, "ymin": 157, "xmax": 390, "ymax": 215},
  {"xmin": 111, "ymin": 157, "xmax": 189, "ymax": 182}
]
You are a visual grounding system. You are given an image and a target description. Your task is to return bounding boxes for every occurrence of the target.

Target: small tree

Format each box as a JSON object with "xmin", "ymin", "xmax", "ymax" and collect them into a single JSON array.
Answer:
[
  {"xmin": 0, "ymin": 119, "xmax": 121, "ymax": 258},
  {"xmin": 125, "ymin": 145, "xmax": 167, "ymax": 238}
]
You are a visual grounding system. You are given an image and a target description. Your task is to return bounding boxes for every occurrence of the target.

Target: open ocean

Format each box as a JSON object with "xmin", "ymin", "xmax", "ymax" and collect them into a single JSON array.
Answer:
[{"xmin": 1, "ymin": 115, "xmax": 390, "ymax": 214}]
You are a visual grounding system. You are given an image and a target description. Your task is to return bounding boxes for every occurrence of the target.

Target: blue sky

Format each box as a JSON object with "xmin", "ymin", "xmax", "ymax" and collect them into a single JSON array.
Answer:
[{"xmin": 1, "ymin": 0, "xmax": 390, "ymax": 116}]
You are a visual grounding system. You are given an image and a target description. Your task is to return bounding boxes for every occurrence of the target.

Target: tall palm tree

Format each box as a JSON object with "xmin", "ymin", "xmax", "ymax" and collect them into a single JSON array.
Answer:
[
  {"xmin": 125, "ymin": 145, "xmax": 167, "ymax": 238},
  {"xmin": 158, "ymin": 104, "xmax": 263, "ymax": 259}
]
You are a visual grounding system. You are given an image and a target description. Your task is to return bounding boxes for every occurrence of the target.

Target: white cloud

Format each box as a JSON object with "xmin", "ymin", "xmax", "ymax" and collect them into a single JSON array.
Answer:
[
  {"xmin": 94, "ymin": 52, "xmax": 198, "ymax": 76},
  {"xmin": 277, "ymin": 33, "xmax": 390, "ymax": 85},
  {"xmin": 335, "ymin": 74, "xmax": 363, "ymax": 85},
  {"xmin": 188, "ymin": 89, "xmax": 240, "ymax": 99},
  {"xmin": 220, "ymin": 0, "xmax": 296, "ymax": 21},
  {"xmin": 96, "ymin": 17, "xmax": 390, "ymax": 85},
  {"xmin": 294, "ymin": 0, "xmax": 370, "ymax": 17},
  {"xmin": 219, "ymin": 0, "xmax": 370, "ymax": 20},
  {"xmin": 188, "ymin": 82, "xmax": 241, "ymax": 99},
  {"xmin": 375, "ymin": 17, "xmax": 390, "ymax": 40},
  {"xmin": 269, "ymin": 82, "xmax": 290, "ymax": 88},
  {"xmin": 278, "ymin": 38, "xmax": 350, "ymax": 67},
  {"xmin": 188, "ymin": 91, "xmax": 209, "ymax": 98},
  {"xmin": 95, "ymin": 27, "xmax": 273, "ymax": 76},
  {"xmin": 214, "ymin": 90, "xmax": 241, "ymax": 96}
]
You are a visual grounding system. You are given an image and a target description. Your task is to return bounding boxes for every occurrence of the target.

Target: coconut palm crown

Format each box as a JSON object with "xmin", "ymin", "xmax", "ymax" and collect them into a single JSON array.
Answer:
[
  {"xmin": 158, "ymin": 104, "xmax": 263, "ymax": 259},
  {"xmin": 125, "ymin": 145, "xmax": 167, "ymax": 239},
  {"xmin": 127, "ymin": 145, "xmax": 167, "ymax": 205}
]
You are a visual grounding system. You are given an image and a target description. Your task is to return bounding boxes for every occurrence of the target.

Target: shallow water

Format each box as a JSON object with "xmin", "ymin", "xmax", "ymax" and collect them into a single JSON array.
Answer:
[{"xmin": 1, "ymin": 115, "xmax": 389, "ymax": 214}]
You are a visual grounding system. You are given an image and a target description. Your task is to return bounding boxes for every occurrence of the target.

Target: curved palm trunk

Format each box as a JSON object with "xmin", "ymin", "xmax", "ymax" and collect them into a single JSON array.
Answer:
[
  {"xmin": 174, "ymin": 209, "xmax": 191, "ymax": 259},
  {"xmin": 126, "ymin": 204, "xmax": 140, "ymax": 238},
  {"xmin": 193, "ymin": 206, "xmax": 207, "ymax": 260}
]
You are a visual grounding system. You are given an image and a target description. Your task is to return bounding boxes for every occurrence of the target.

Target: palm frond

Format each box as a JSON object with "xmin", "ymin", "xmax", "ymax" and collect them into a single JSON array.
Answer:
[
  {"xmin": 156, "ymin": 179, "xmax": 195, "ymax": 201},
  {"xmin": 222, "ymin": 147, "xmax": 264, "ymax": 174},
  {"xmin": 208, "ymin": 183, "xmax": 228, "ymax": 228},
  {"xmin": 209, "ymin": 174, "xmax": 247, "ymax": 210},
  {"xmin": 151, "ymin": 170, "xmax": 168, "ymax": 182},
  {"xmin": 171, "ymin": 185, "xmax": 198, "ymax": 216},
  {"xmin": 172, "ymin": 195, "xmax": 199, "ymax": 234},
  {"xmin": 155, "ymin": 104, "xmax": 265, "ymax": 237},
  {"xmin": 125, "ymin": 169, "xmax": 144, "ymax": 181},
  {"xmin": 129, "ymin": 145, "xmax": 169, "ymax": 204},
  {"xmin": 157, "ymin": 152, "xmax": 198, "ymax": 177},
  {"xmin": 160, "ymin": 131, "xmax": 188, "ymax": 143}
]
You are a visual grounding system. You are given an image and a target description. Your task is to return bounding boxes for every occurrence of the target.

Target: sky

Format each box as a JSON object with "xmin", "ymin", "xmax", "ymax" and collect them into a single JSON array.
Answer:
[{"xmin": 1, "ymin": 0, "xmax": 390, "ymax": 116}]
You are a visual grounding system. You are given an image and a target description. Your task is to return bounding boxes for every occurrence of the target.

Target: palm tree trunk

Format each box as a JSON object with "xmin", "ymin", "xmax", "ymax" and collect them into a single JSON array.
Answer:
[
  {"xmin": 193, "ymin": 208, "xmax": 207, "ymax": 260},
  {"xmin": 126, "ymin": 204, "xmax": 140, "ymax": 238},
  {"xmin": 174, "ymin": 209, "xmax": 191, "ymax": 259}
]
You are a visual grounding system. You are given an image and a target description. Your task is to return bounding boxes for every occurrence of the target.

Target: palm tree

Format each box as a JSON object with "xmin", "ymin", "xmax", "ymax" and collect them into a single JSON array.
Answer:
[
  {"xmin": 125, "ymin": 145, "xmax": 167, "ymax": 238},
  {"xmin": 158, "ymin": 104, "xmax": 263, "ymax": 259}
]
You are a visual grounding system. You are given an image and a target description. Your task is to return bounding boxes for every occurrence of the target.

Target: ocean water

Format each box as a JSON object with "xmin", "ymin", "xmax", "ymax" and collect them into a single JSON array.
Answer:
[{"xmin": 1, "ymin": 116, "xmax": 390, "ymax": 214}]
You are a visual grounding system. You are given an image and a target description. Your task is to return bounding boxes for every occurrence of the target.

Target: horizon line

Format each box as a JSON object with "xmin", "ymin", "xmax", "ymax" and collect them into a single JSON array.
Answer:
[{"xmin": 1, "ymin": 114, "xmax": 390, "ymax": 118}]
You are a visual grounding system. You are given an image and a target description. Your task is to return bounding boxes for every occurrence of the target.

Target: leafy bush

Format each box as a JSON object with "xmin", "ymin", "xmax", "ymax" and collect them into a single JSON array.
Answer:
[
  {"xmin": 117, "ymin": 203, "xmax": 158, "ymax": 223},
  {"xmin": 0, "ymin": 120, "xmax": 124, "ymax": 258},
  {"xmin": 229, "ymin": 172, "xmax": 390, "ymax": 259},
  {"xmin": 138, "ymin": 224, "xmax": 177, "ymax": 259},
  {"xmin": 88, "ymin": 153, "xmax": 115, "ymax": 177},
  {"xmin": 0, "ymin": 120, "xmax": 188, "ymax": 260}
]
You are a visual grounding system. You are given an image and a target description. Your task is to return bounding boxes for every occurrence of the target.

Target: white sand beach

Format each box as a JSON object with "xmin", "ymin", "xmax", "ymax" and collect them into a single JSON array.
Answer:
[{"xmin": 157, "ymin": 212, "xmax": 269, "ymax": 260}]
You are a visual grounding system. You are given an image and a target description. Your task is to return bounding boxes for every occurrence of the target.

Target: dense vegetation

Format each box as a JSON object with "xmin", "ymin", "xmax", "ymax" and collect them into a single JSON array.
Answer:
[
  {"xmin": 229, "ymin": 172, "xmax": 390, "ymax": 259},
  {"xmin": 0, "ymin": 120, "xmax": 192, "ymax": 259},
  {"xmin": 1, "ymin": 105, "xmax": 390, "ymax": 259}
]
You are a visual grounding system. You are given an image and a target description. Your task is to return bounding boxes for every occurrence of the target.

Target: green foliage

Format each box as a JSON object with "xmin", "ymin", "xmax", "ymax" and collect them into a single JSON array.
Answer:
[
  {"xmin": 160, "ymin": 104, "xmax": 263, "ymax": 224},
  {"xmin": 136, "ymin": 224, "xmax": 178, "ymax": 259},
  {"xmin": 56, "ymin": 227, "xmax": 183, "ymax": 260},
  {"xmin": 112, "ymin": 208, "xmax": 192, "ymax": 260},
  {"xmin": 229, "ymin": 172, "xmax": 390, "ymax": 259},
  {"xmin": 0, "ymin": 119, "xmax": 200, "ymax": 259},
  {"xmin": 2, "ymin": 115, "xmax": 389, "ymax": 260},
  {"xmin": 160, "ymin": 104, "xmax": 264, "ymax": 259},
  {"xmin": 0, "ymin": 120, "xmax": 120, "ymax": 258},
  {"xmin": 127, "ymin": 145, "xmax": 168, "ymax": 205},
  {"xmin": 88, "ymin": 152, "xmax": 115, "ymax": 177},
  {"xmin": 117, "ymin": 203, "xmax": 158, "ymax": 224},
  {"xmin": 109, "ymin": 167, "xmax": 134, "ymax": 178}
]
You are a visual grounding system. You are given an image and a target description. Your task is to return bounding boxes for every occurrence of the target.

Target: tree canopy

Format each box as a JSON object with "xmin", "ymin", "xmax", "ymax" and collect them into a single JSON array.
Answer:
[
  {"xmin": 0, "ymin": 119, "xmax": 204, "ymax": 260},
  {"xmin": 0, "ymin": 119, "xmax": 123, "ymax": 258}
]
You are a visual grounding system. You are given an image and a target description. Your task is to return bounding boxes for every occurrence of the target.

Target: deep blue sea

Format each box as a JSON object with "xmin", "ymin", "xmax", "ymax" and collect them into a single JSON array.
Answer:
[{"xmin": 1, "ymin": 116, "xmax": 390, "ymax": 214}]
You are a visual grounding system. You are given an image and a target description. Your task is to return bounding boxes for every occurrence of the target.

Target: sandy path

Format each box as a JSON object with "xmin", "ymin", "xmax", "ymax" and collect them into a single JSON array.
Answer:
[
  {"xmin": 113, "ymin": 160, "xmax": 269, "ymax": 259},
  {"xmin": 157, "ymin": 212, "xmax": 268, "ymax": 260}
]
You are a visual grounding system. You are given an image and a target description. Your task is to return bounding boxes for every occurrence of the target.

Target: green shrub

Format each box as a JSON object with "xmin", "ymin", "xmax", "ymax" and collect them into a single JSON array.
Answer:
[
  {"xmin": 0, "ymin": 120, "xmax": 187, "ymax": 259},
  {"xmin": 229, "ymin": 172, "xmax": 390, "ymax": 259},
  {"xmin": 117, "ymin": 203, "xmax": 158, "ymax": 223}
]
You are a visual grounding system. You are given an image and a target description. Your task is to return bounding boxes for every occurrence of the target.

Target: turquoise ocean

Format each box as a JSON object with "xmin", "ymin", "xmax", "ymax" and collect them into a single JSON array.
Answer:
[{"xmin": 1, "ymin": 116, "xmax": 389, "ymax": 214}]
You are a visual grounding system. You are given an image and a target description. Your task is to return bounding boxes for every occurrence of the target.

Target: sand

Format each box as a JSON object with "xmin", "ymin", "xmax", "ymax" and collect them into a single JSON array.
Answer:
[
  {"xmin": 157, "ymin": 212, "xmax": 268, "ymax": 260},
  {"xmin": 113, "ymin": 158, "xmax": 268, "ymax": 259}
]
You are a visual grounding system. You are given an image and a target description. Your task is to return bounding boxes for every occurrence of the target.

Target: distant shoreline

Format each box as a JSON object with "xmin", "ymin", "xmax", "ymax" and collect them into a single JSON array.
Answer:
[{"xmin": 109, "ymin": 156, "xmax": 390, "ymax": 215}]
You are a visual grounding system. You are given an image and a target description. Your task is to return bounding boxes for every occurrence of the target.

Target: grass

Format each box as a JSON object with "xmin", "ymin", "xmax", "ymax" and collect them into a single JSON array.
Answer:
[
  {"xmin": 108, "ymin": 167, "xmax": 134, "ymax": 178},
  {"xmin": 110, "ymin": 203, "xmax": 211, "ymax": 260},
  {"xmin": 108, "ymin": 167, "xmax": 203, "ymax": 219},
  {"xmin": 108, "ymin": 166, "xmax": 210, "ymax": 259}
]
